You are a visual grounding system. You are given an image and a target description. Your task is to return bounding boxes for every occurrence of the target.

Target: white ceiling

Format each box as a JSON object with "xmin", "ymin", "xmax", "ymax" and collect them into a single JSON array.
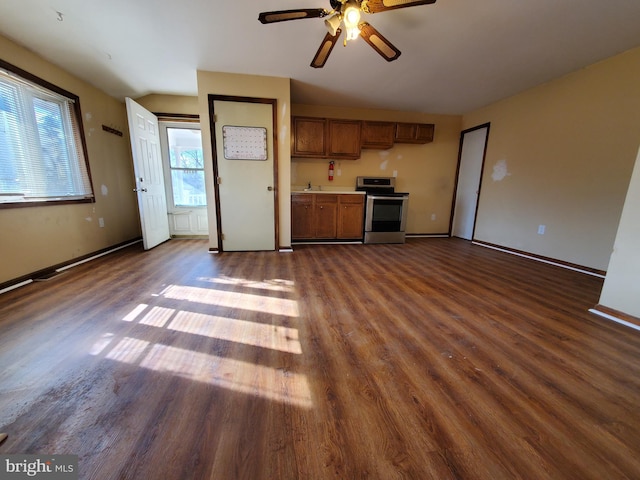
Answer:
[{"xmin": 1, "ymin": 0, "xmax": 640, "ymax": 115}]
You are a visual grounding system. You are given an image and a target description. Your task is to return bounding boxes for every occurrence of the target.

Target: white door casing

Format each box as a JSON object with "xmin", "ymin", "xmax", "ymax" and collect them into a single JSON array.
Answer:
[
  {"xmin": 452, "ymin": 124, "xmax": 490, "ymax": 240},
  {"xmin": 125, "ymin": 98, "xmax": 171, "ymax": 250},
  {"xmin": 211, "ymin": 97, "xmax": 277, "ymax": 251}
]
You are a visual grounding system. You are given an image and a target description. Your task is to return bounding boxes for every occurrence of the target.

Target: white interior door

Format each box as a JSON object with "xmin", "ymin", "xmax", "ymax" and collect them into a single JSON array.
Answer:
[
  {"xmin": 212, "ymin": 98, "xmax": 276, "ymax": 251},
  {"xmin": 452, "ymin": 124, "xmax": 489, "ymax": 240},
  {"xmin": 125, "ymin": 98, "xmax": 170, "ymax": 250}
]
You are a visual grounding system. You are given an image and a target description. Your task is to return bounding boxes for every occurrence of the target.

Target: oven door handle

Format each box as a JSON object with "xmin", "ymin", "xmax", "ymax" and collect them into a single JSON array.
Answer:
[{"xmin": 367, "ymin": 195, "xmax": 407, "ymax": 200}]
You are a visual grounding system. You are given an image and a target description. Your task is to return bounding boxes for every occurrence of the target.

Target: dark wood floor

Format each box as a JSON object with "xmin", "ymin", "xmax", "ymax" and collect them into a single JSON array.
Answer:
[{"xmin": 1, "ymin": 238, "xmax": 639, "ymax": 479}]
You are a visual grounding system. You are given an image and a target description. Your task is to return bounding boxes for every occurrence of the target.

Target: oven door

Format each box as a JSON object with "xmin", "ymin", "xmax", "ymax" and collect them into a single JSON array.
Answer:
[{"xmin": 365, "ymin": 195, "xmax": 409, "ymax": 233}]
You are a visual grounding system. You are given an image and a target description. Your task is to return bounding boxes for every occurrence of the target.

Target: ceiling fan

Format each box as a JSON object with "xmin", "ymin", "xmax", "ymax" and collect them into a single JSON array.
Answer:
[{"xmin": 258, "ymin": 0, "xmax": 436, "ymax": 68}]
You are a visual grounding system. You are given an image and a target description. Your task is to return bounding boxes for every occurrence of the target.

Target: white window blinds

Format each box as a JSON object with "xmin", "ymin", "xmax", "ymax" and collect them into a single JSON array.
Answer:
[{"xmin": 0, "ymin": 63, "xmax": 94, "ymax": 205}]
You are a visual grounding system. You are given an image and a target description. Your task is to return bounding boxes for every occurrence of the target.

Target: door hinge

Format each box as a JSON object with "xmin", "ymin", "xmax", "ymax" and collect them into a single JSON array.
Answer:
[
  {"xmin": 217, "ymin": 177, "xmax": 222, "ymax": 184},
  {"xmin": 221, "ymin": 233, "xmax": 225, "ymax": 240}
]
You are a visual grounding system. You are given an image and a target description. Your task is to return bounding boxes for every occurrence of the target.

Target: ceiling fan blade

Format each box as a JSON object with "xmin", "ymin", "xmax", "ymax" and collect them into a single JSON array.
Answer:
[
  {"xmin": 359, "ymin": 23, "xmax": 401, "ymax": 62},
  {"xmin": 362, "ymin": 0, "xmax": 436, "ymax": 14},
  {"xmin": 258, "ymin": 9, "xmax": 328, "ymax": 24},
  {"xmin": 310, "ymin": 29, "xmax": 342, "ymax": 68}
]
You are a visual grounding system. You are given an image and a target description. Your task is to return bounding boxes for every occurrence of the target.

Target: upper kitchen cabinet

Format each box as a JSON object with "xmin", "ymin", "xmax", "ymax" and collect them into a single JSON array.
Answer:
[
  {"xmin": 292, "ymin": 116, "xmax": 362, "ymax": 159},
  {"xmin": 292, "ymin": 117, "xmax": 327, "ymax": 158},
  {"xmin": 361, "ymin": 121, "xmax": 395, "ymax": 150},
  {"xmin": 327, "ymin": 119, "xmax": 361, "ymax": 159},
  {"xmin": 394, "ymin": 122, "xmax": 435, "ymax": 144}
]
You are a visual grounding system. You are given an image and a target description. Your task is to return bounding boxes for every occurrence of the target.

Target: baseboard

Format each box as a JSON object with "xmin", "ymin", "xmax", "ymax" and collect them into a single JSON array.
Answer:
[
  {"xmin": 589, "ymin": 304, "xmax": 640, "ymax": 332},
  {"xmin": 406, "ymin": 233, "xmax": 450, "ymax": 238},
  {"xmin": 472, "ymin": 240, "xmax": 606, "ymax": 278},
  {"xmin": 0, "ymin": 238, "xmax": 142, "ymax": 295}
]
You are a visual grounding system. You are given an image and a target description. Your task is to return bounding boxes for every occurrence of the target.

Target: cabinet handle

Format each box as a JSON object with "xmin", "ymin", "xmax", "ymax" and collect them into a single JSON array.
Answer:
[{"xmin": 320, "ymin": 206, "xmax": 323, "ymax": 209}]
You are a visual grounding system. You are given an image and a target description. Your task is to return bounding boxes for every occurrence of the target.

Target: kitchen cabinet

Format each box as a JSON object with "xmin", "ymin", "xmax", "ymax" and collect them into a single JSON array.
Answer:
[
  {"xmin": 314, "ymin": 195, "xmax": 338, "ymax": 238},
  {"xmin": 292, "ymin": 117, "xmax": 362, "ymax": 159},
  {"xmin": 361, "ymin": 121, "xmax": 395, "ymax": 149},
  {"xmin": 327, "ymin": 119, "xmax": 361, "ymax": 159},
  {"xmin": 337, "ymin": 194, "xmax": 365, "ymax": 239},
  {"xmin": 394, "ymin": 122, "xmax": 435, "ymax": 144},
  {"xmin": 291, "ymin": 193, "xmax": 364, "ymax": 240},
  {"xmin": 292, "ymin": 117, "xmax": 326, "ymax": 158},
  {"xmin": 291, "ymin": 193, "xmax": 314, "ymax": 239}
]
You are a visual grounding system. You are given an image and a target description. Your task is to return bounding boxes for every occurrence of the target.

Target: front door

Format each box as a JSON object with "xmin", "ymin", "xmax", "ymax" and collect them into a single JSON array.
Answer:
[
  {"xmin": 125, "ymin": 98, "xmax": 170, "ymax": 250},
  {"xmin": 452, "ymin": 124, "xmax": 490, "ymax": 240},
  {"xmin": 210, "ymin": 96, "xmax": 277, "ymax": 251},
  {"xmin": 159, "ymin": 122, "xmax": 208, "ymax": 237}
]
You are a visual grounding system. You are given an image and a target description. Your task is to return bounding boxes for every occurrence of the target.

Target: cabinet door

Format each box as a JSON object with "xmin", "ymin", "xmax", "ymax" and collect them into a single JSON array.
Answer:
[
  {"xmin": 327, "ymin": 119, "xmax": 361, "ymax": 159},
  {"xmin": 394, "ymin": 122, "xmax": 418, "ymax": 143},
  {"xmin": 361, "ymin": 121, "xmax": 395, "ymax": 149},
  {"xmin": 314, "ymin": 195, "xmax": 338, "ymax": 238},
  {"xmin": 416, "ymin": 123, "xmax": 435, "ymax": 143},
  {"xmin": 395, "ymin": 122, "xmax": 435, "ymax": 144},
  {"xmin": 293, "ymin": 117, "xmax": 327, "ymax": 157},
  {"xmin": 337, "ymin": 195, "xmax": 364, "ymax": 239},
  {"xmin": 291, "ymin": 194, "xmax": 314, "ymax": 239}
]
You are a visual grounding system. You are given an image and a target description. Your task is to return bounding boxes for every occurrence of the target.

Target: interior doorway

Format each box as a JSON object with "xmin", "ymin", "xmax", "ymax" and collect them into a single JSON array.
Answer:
[
  {"xmin": 451, "ymin": 123, "xmax": 490, "ymax": 240},
  {"xmin": 159, "ymin": 121, "xmax": 208, "ymax": 238},
  {"xmin": 209, "ymin": 95, "xmax": 278, "ymax": 252}
]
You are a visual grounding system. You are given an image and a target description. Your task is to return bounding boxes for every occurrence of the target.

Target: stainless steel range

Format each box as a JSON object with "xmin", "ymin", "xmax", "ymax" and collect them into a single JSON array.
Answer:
[{"xmin": 356, "ymin": 176, "xmax": 409, "ymax": 244}]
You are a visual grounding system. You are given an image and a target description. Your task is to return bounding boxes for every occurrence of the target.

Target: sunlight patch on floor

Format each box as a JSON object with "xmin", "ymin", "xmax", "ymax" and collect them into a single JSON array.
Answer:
[
  {"xmin": 160, "ymin": 284, "xmax": 299, "ymax": 317},
  {"xmin": 168, "ymin": 310, "xmax": 302, "ymax": 354},
  {"xmin": 93, "ymin": 336, "xmax": 312, "ymax": 408},
  {"xmin": 198, "ymin": 275, "xmax": 295, "ymax": 293}
]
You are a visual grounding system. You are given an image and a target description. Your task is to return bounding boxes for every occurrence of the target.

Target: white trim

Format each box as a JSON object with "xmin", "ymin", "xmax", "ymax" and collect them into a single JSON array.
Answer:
[
  {"xmin": 56, "ymin": 240, "xmax": 142, "ymax": 272},
  {"xmin": 291, "ymin": 241, "xmax": 363, "ymax": 245},
  {"xmin": 0, "ymin": 240, "xmax": 143, "ymax": 296},
  {"xmin": 0, "ymin": 279, "xmax": 33, "ymax": 295},
  {"xmin": 407, "ymin": 234, "xmax": 449, "ymax": 238},
  {"xmin": 472, "ymin": 241, "xmax": 606, "ymax": 278},
  {"xmin": 588, "ymin": 309, "xmax": 640, "ymax": 332}
]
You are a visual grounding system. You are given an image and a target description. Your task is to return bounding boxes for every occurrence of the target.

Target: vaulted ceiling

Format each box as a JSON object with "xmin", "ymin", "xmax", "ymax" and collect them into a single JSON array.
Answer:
[{"xmin": 1, "ymin": 0, "xmax": 640, "ymax": 114}]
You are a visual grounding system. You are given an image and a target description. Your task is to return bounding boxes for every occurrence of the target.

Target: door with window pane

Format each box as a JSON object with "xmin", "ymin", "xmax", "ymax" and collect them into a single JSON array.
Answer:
[{"xmin": 159, "ymin": 122, "xmax": 208, "ymax": 237}]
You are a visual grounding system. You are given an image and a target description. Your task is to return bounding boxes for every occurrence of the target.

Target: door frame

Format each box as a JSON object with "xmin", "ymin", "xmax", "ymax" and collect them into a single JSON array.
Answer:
[
  {"xmin": 208, "ymin": 94, "xmax": 279, "ymax": 252},
  {"xmin": 158, "ymin": 120, "xmax": 208, "ymax": 238},
  {"xmin": 449, "ymin": 122, "xmax": 490, "ymax": 240}
]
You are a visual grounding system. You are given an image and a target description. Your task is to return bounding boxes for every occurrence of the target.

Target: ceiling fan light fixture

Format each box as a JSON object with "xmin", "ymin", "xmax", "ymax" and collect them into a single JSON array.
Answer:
[
  {"xmin": 324, "ymin": 14, "xmax": 341, "ymax": 36},
  {"xmin": 343, "ymin": 2, "xmax": 361, "ymax": 41}
]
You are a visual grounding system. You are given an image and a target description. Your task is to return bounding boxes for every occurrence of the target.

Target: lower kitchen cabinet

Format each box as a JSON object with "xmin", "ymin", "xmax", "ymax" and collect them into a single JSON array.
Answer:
[
  {"xmin": 337, "ymin": 195, "xmax": 365, "ymax": 238},
  {"xmin": 314, "ymin": 195, "xmax": 338, "ymax": 238},
  {"xmin": 291, "ymin": 193, "xmax": 364, "ymax": 240}
]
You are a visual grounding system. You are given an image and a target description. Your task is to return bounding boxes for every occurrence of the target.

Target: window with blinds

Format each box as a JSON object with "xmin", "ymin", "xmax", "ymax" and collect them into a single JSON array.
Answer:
[{"xmin": 0, "ymin": 60, "xmax": 94, "ymax": 207}]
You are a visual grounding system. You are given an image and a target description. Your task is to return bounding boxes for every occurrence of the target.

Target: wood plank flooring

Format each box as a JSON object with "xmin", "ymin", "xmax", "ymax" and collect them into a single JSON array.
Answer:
[{"xmin": 0, "ymin": 238, "xmax": 639, "ymax": 479}]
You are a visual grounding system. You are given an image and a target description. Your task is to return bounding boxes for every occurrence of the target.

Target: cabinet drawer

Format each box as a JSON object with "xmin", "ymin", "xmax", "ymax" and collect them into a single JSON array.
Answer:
[
  {"xmin": 291, "ymin": 194, "xmax": 313, "ymax": 205},
  {"xmin": 315, "ymin": 194, "xmax": 338, "ymax": 204},
  {"xmin": 338, "ymin": 194, "xmax": 364, "ymax": 205}
]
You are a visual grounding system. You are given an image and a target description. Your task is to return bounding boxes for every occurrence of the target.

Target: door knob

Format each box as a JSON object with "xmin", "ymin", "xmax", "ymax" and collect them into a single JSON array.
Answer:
[{"xmin": 267, "ymin": 186, "xmax": 273, "ymax": 191}]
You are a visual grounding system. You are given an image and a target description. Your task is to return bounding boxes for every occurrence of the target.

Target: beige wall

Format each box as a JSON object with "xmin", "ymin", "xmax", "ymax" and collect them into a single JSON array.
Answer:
[
  {"xmin": 599, "ymin": 144, "xmax": 640, "ymax": 318},
  {"xmin": 134, "ymin": 94, "xmax": 199, "ymax": 116},
  {"xmin": 463, "ymin": 47, "xmax": 640, "ymax": 271},
  {"xmin": 0, "ymin": 34, "xmax": 140, "ymax": 285},
  {"xmin": 196, "ymin": 71, "xmax": 291, "ymax": 249},
  {"xmin": 291, "ymin": 105, "xmax": 462, "ymax": 234}
]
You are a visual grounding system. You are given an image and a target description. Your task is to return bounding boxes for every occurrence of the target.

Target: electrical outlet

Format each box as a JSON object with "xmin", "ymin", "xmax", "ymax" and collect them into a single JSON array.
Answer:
[
  {"xmin": 392, "ymin": 170, "xmax": 398, "ymax": 177},
  {"xmin": 537, "ymin": 224, "xmax": 546, "ymax": 235},
  {"xmin": 99, "ymin": 217, "xmax": 105, "ymax": 228},
  {"xmin": 431, "ymin": 214, "xmax": 437, "ymax": 221}
]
